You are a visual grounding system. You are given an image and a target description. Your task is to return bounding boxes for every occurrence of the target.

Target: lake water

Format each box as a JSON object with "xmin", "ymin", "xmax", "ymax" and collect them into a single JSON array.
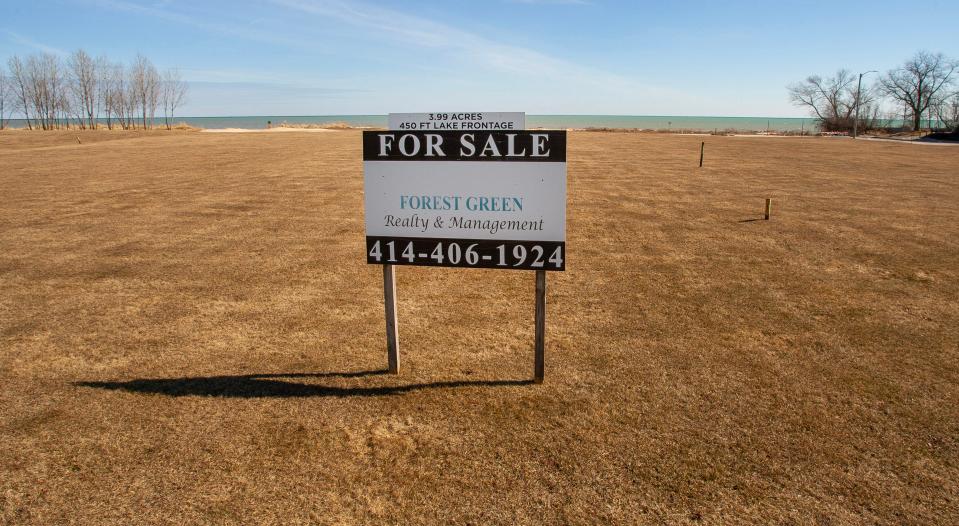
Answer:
[
  {"xmin": 5, "ymin": 115, "xmax": 831, "ymax": 132},
  {"xmin": 169, "ymin": 114, "xmax": 821, "ymax": 132}
]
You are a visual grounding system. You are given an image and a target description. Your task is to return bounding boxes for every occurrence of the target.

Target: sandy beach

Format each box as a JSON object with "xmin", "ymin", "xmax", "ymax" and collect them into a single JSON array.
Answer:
[{"xmin": 1, "ymin": 130, "xmax": 957, "ymax": 524}]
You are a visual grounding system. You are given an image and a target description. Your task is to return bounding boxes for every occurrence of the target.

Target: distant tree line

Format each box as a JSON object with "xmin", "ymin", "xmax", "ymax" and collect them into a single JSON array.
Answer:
[
  {"xmin": 0, "ymin": 50, "xmax": 187, "ymax": 130},
  {"xmin": 789, "ymin": 50, "xmax": 958, "ymax": 133}
]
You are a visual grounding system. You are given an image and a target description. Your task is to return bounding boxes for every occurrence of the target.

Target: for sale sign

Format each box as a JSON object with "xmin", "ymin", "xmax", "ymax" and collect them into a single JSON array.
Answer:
[{"xmin": 363, "ymin": 129, "xmax": 567, "ymax": 270}]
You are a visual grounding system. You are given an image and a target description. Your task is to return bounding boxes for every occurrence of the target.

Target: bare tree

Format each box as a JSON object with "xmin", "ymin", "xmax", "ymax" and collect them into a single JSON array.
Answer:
[
  {"xmin": 53, "ymin": 56, "xmax": 70, "ymax": 129},
  {"xmin": 880, "ymin": 51, "xmax": 957, "ymax": 131},
  {"xmin": 161, "ymin": 68, "xmax": 188, "ymax": 129},
  {"xmin": 109, "ymin": 60, "xmax": 138, "ymax": 129},
  {"xmin": 68, "ymin": 50, "xmax": 99, "ymax": 129},
  {"xmin": 146, "ymin": 66, "xmax": 160, "ymax": 129},
  {"xmin": 96, "ymin": 56, "xmax": 113, "ymax": 129},
  {"xmin": 8, "ymin": 56, "xmax": 34, "ymax": 129},
  {"xmin": 856, "ymin": 99, "xmax": 883, "ymax": 130},
  {"xmin": 129, "ymin": 56, "xmax": 146, "ymax": 129},
  {"xmin": 788, "ymin": 70, "xmax": 868, "ymax": 131},
  {"xmin": 26, "ymin": 55, "xmax": 50, "ymax": 129},
  {"xmin": 123, "ymin": 62, "xmax": 139, "ymax": 129},
  {"xmin": 22, "ymin": 53, "xmax": 73, "ymax": 130},
  {"xmin": 4, "ymin": 51, "xmax": 188, "ymax": 132},
  {"xmin": 102, "ymin": 60, "xmax": 125, "ymax": 129},
  {"xmin": 0, "ymin": 65, "xmax": 8, "ymax": 130},
  {"xmin": 931, "ymin": 91, "xmax": 959, "ymax": 131},
  {"xmin": 130, "ymin": 55, "xmax": 161, "ymax": 129}
]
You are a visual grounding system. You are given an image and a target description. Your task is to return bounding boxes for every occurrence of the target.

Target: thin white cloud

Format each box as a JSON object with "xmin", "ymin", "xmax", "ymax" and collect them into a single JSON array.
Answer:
[
  {"xmin": 75, "ymin": 0, "xmax": 681, "ymax": 111},
  {"xmin": 269, "ymin": 0, "xmax": 638, "ymax": 91},
  {"xmin": 83, "ymin": 0, "xmax": 321, "ymax": 52},
  {"xmin": 3, "ymin": 30, "xmax": 68, "ymax": 56},
  {"xmin": 509, "ymin": 0, "xmax": 591, "ymax": 5}
]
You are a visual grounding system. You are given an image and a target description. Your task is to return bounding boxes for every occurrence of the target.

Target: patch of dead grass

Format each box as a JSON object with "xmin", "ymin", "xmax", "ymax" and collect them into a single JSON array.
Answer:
[{"xmin": 0, "ymin": 130, "xmax": 957, "ymax": 524}]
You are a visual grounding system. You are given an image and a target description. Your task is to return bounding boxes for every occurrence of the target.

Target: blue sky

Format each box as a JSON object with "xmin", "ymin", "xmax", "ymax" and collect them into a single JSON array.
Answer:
[{"xmin": 2, "ymin": 0, "xmax": 957, "ymax": 117}]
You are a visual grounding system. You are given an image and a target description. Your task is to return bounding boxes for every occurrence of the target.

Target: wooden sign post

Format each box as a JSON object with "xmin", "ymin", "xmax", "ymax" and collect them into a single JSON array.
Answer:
[
  {"xmin": 534, "ymin": 270, "xmax": 546, "ymax": 383},
  {"xmin": 383, "ymin": 264, "xmax": 399, "ymax": 374},
  {"xmin": 363, "ymin": 112, "xmax": 567, "ymax": 382}
]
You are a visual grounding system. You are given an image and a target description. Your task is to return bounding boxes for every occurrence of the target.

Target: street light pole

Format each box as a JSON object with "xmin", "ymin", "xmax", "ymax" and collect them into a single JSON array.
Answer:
[{"xmin": 853, "ymin": 70, "xmax": 878, "ymax": 139}]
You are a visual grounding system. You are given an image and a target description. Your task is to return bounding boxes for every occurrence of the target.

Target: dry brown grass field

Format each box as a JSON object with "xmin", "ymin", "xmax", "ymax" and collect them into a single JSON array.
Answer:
[{"xmin": 1, "ymin": 130, "xmax": 957, "ymax": 525}]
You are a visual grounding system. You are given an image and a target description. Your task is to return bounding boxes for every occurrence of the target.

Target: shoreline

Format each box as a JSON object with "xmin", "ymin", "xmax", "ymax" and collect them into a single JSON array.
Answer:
[
  {"xmin": 200, "ymin": 127, "xmax": 342, "ymax": 133},
  {"xmin": 3, "ymin": 126, "xmax": 955, "ymax": 143}
]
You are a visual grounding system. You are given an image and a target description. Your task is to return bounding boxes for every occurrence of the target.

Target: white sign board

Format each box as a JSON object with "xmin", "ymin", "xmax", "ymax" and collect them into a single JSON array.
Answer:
[
  {"xmin": 363, "ymin": 130, "xmax": 567, "ymax": 270},
  {"xmin": 388, "ymin": 112, "xmax": 525, "ymax": 131}
]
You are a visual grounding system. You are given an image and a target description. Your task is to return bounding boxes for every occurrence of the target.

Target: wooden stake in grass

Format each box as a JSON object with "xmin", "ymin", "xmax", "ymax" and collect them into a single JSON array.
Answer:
[
  {"xmin": 699, "ymin": 141, "xmax": 704, "ymax": 167},
  {"xmin": 534, "ymin": 270, "xmax": 546, "ymax": 384},
  {"xmin": 383, "ymin": 264, "xmax": 399, "ymax": 374},
  {"xmin": 764, "ymin": 198, "xmax": 772, "ymax": 220}
]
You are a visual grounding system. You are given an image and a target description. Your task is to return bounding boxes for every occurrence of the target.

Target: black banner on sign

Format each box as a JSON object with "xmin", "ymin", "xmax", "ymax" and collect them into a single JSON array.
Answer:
[
  {"xmin": 366, "ymin": 236, "xmax": 565, "ymax": 271},
  {"xmin": 363, "ymin": 130, "xmax": 566, "ymax": 162}
]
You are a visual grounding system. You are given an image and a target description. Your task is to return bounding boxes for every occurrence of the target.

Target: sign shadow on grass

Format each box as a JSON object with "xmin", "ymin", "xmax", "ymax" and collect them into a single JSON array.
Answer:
[{"xmin": 75, "ymin": 370, "xmax": 533, "ymax": 398}]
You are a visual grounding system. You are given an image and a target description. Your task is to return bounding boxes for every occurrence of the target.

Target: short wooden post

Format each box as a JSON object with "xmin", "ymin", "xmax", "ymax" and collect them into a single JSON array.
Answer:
[
  {"xmin": 383, "ymin": 264, "xmax": 400, "ymax": 374},
  {"xmin": 699, "ymin": 141, "xmax": 704, "ymax": 167},
  {"xmin": 764, "ymin": 198, "xmax": 772, "ymax": 220},
  {"xmin": 534, "ymin": 270, "xmax": 546, "ymax": 383}
]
